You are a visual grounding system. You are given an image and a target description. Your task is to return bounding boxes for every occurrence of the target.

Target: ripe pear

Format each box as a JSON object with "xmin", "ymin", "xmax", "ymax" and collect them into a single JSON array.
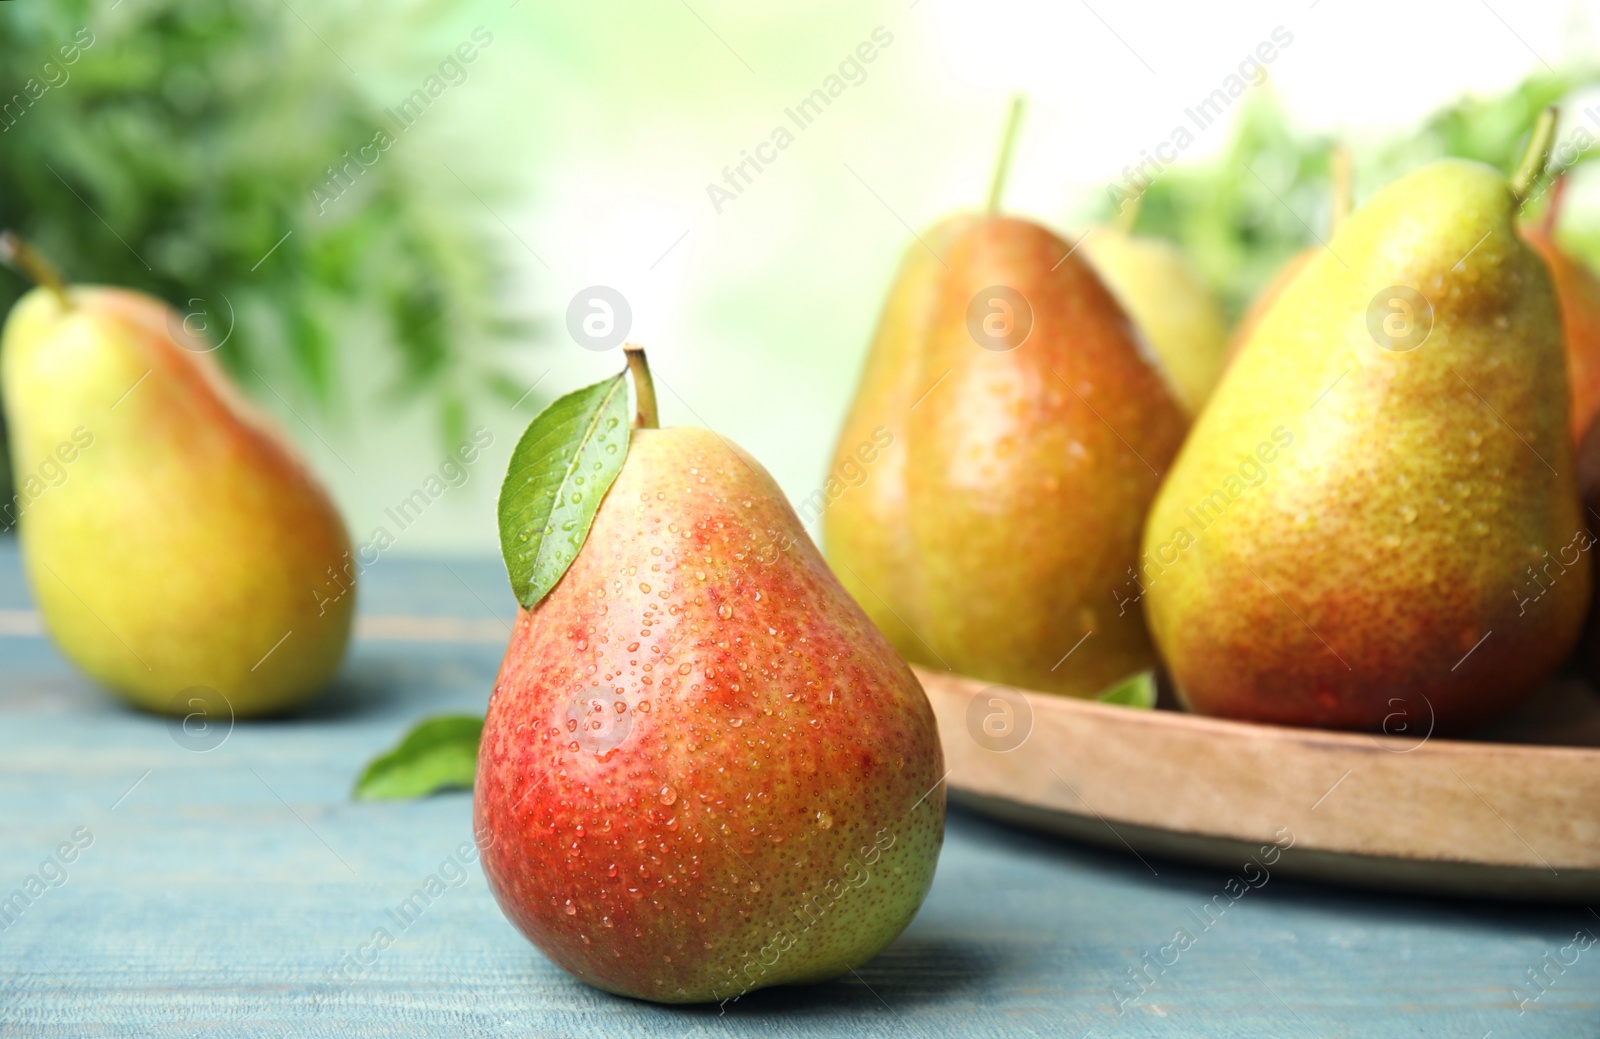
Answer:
[
  {"xmin": 824, "ymin": 215, "xmax": 1189, "ymax": 699},
  {"xmin": 1, "ymin": 238, "xmax": 353, "ymax": 716},
  {"xmin": 1143, "ymin": 151, "xmax": 1589, "ymax": 732},
  {"xmin": 474, "ymin": 379, "xmax": 944, "ymax": 1004},
  {"xmin": 1525, "ymin": 178, "xmax": 1600, "ymax": 687},
  {"xmin": 1080, "ymin": 228, "xmax": 1229, "ymax": 415},
  {"xmin": 821, "ymin": 214, "xmax": 973, "ymax": 657}
]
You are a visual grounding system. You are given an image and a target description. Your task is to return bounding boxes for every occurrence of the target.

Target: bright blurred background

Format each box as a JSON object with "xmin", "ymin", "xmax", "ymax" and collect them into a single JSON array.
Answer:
[{"xmin": 4, "ymin": 0, "xmax": 1600, "ymax": 559}]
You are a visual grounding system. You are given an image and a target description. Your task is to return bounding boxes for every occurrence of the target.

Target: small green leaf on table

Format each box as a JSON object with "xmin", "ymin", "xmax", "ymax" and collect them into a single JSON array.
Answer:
[
  {"xmin": 1097, "ymin": 671, "xmax": 1157, "ymax": 709},
  {"xmin": 353, "ymin": 715, "xmax": 484, "ymax": 801},
  {"xmin": 498, "ymin": 370, "xmax": 631, "ymax": 608}
]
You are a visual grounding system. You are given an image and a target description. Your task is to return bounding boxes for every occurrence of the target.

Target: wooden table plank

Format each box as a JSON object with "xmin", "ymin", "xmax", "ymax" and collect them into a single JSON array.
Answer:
[{"xmin": 0, "ymin": 544, "xmax": 1595, "ymax": 1036}]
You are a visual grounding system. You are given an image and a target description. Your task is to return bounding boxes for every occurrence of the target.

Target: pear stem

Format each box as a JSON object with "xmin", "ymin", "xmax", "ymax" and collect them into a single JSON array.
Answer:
[
  {"xmin": 0, "ymin": 231, "xmax": 71, "ymax": 309},
  {"xmin": 985, "ymin": 95, "xmax": 1026, "ymax": 215},
  {"xmin": 623, "ymin": 344, "xmax": 659, "ymax": 430},
  {"xmin": 1511, "ymin": 106, "xmax": 1559, "ymax": 206},
  {"xmin": 1329, "ymin": 143, "xmax": 1352, "ymax": 233}
]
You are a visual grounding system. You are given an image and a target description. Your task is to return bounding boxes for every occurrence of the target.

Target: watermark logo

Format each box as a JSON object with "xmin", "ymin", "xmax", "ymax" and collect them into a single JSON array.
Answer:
[
  {"xmin": 566, "ymin": 286, "xmax": 632, "ymax": 351},
  {"xmin": 1366, "ymin": 286, "xmax": 1432, "ymax": 352},
  {"xmin": 965, "ymin": 686, "xmax": 1033, "ymax": 752},
  {"xmin": 165, "ymin": 294, "xmax": 234, "ymax": 354},
  {"xmin": 966, "ymin": 286, "xmax": 1032, "ymax": 352},
  {"xmin": 566, "ymin": 688, "xmax": 632, "ymax": 755},
  {"xmin": 166, "ymin": 686, "xmax": 234, "ymax": 753},
  {"xmin": 1376, "ymin": 692, "xmax": 1434, "ymax": 753}
]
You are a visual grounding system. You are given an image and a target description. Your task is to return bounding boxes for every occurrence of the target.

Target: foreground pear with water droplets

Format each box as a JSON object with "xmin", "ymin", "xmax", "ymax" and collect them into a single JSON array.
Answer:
[
  {"xmin": 1143, "ymin": 150, "xmax": 1590, "ymax": 731},
  {"xmin": 474, "ymin": 423, "xmax": 945, "ymax": 1004}
]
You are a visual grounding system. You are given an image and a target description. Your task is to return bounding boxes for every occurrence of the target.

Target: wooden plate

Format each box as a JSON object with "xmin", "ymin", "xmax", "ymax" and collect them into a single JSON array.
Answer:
[{"xmin": 915, "ymin": 666, "xmax": 1600, "ymax": 901}]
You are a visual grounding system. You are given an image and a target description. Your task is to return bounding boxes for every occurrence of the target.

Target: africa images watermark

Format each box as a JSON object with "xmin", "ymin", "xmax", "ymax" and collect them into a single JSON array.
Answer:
[
  {"xmin": 748, "ymin": 427, "xmax": 895, "ymax": 567},
  {"xmin": 1, "ymin": 426, "xmax": 94, "ymax": 530},
  {"xmin": 322, "ymin": 833, "xmax": 491, "ymax": 995},
  {"xmin": 1107, "ymin": 25, "xmax": 1294, "ymax": 213},
  {"xmin": 311, "ymin": 26, "xmax": 496, "ymax": 214},
  {"xmin": 1511, "ymin": 922, "xmax": 1597, "ymax": 1015},
  {"xmin": 0, "ymin": 826, "xmax": 95, "ymax": 934},
  {"xmin": 715, "ymin": 826, "xmax": 899, "ymax": 1008},
  {"xmin": 1114, "ymin": 425, "xmax": 1296, "ymax": 616},
  {"xmin": 1111, "ymin": 827, "xmax": 1296, "ymax": 1014},
  {"xmin": 796, "ymin": 426, "xmax": 893, "ymax": 530},
  {"xmin": 312, "ymin": 425, "xmax": 495, "ymax": 616},
  {"xmin": 705, "ymin": 25, "xmax": 895, "ymax": 215},
  {"xmin": 1520, "ymin": 103, "xmax": 1600, "ymax": 210},
  {"xmin": 0, "ymin": 27, "xmax": 95, "ymax": 134},
  {"xmin": 1514, "ymin": 525, "xmax": 1595, "ymax": 616}
]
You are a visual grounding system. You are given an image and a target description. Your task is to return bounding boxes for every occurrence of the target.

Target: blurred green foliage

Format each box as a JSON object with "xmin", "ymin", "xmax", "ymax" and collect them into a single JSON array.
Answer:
[
  {"xmin": 1118, "ymin": 68, "xmax": 1600, "ymax": 321},
  {"xmin": 0, "ymin": 0, "xmax": 524, "ymax": 455}
]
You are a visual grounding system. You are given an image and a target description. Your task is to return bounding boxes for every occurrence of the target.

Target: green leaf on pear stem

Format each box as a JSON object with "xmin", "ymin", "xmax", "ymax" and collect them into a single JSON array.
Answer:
[
  {"xmin": 1096, "ymin": 671, "xmax": 1156, "ymax": 709},
  {"xmin": 353, "ymin": 714, "xmax": 484, "ymax": 801},
  {"xmin": 497, "ymin": 370, "xmax": 631, "ymax": 608}
]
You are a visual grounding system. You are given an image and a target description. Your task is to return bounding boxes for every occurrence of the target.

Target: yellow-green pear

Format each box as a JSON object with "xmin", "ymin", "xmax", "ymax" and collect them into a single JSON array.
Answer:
[
  {"xmin": 1080, "ymin": 228, "xmax": 1229, "ymax": 415},
  {"xmin": 1, "ymin": 236, "xmax": 354, "ymax": 716},
  {"xmin": 1142, "ymin": 122, "xmax": 1589, "ymax": 732}
]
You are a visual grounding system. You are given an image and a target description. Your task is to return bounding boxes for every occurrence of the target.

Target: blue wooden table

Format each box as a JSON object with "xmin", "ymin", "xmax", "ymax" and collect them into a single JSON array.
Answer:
[{"xmin": 0, "ymin": 540, "xmax": 1596, "ymax": 1037}]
